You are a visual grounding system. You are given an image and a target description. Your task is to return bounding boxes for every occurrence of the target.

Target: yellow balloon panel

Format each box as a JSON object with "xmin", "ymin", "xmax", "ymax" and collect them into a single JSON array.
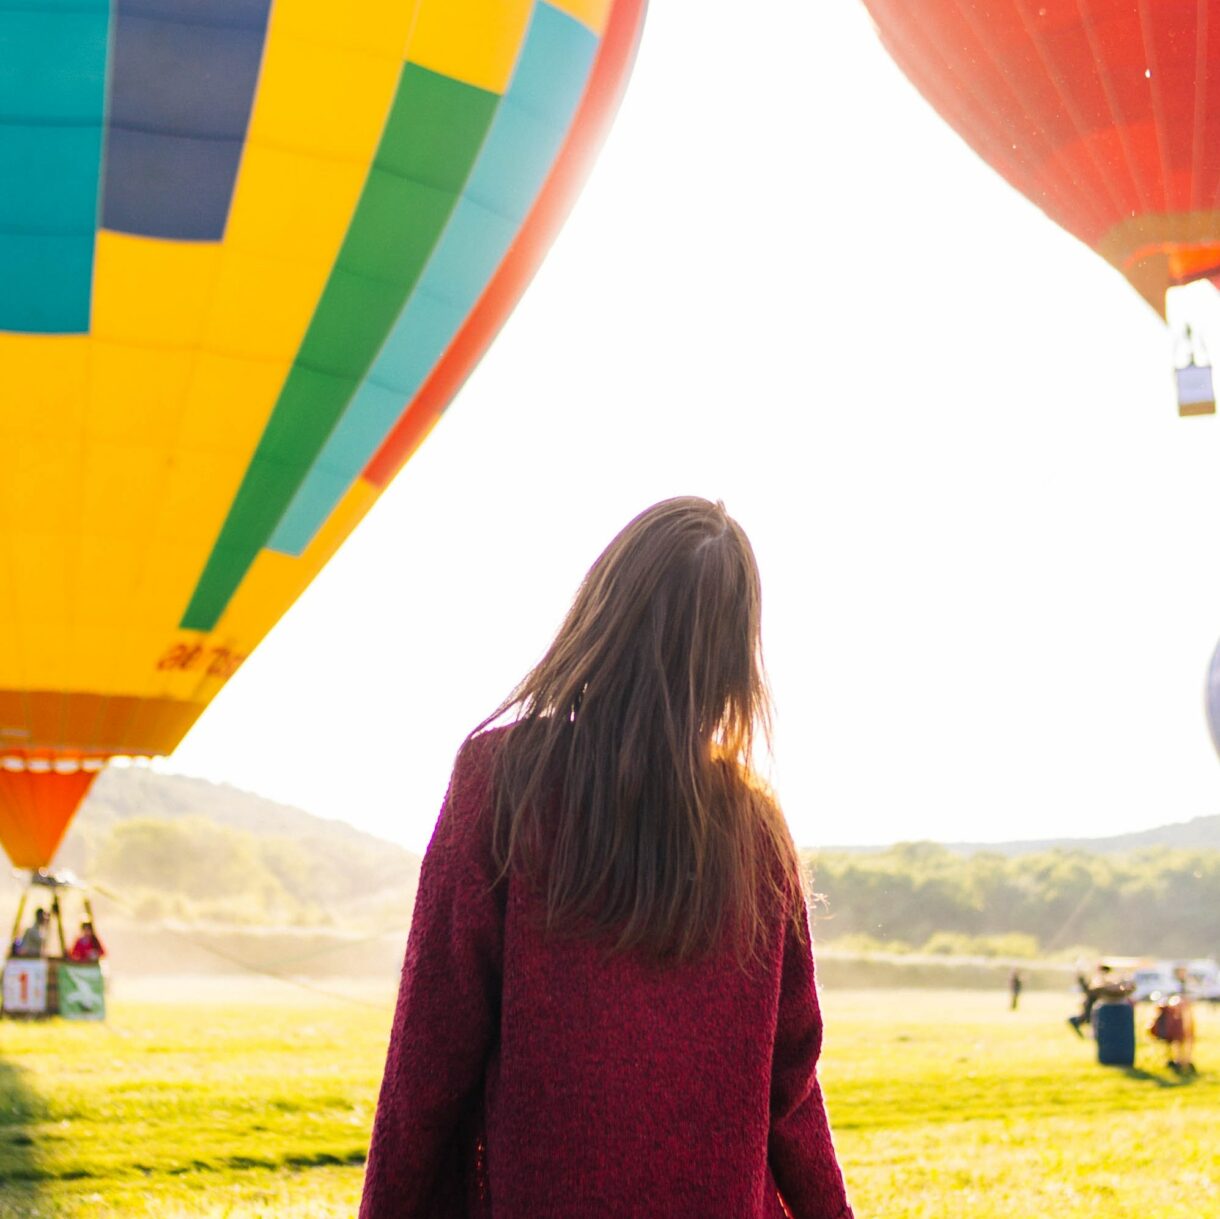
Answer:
[{"xmin": 0, "ymin": 0, "xmax": 646, "ymax": 788}]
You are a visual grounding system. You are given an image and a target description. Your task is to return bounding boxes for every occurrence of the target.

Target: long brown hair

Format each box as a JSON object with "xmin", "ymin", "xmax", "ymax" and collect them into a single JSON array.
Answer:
[{"xmin": 478, "ymin": 497, "xmax": 803, "ymax": 962}]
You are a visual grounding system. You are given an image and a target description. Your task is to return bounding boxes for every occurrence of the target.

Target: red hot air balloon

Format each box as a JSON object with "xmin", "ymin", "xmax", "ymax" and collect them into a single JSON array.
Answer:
[{"xmin": 861, "ymin": 2, "xmax": 1220, "ymax": 345}]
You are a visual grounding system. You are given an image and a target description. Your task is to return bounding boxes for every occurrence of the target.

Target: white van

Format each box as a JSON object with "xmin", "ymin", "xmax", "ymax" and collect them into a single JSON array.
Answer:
[
  {"xmin": 1183, "ymin": 958, "xmax": 1220, "ymax": 1001},
  {"xmin": 1130, "ymin": 958, "xmax": 1220, "ymax": 1002},
  {"xmin": 1130, "ymin": 963, "xmax": 1177, "ymax": 1002}
]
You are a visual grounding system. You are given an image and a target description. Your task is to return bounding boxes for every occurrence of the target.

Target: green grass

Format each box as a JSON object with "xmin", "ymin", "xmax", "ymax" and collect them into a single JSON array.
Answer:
[
  {"xmin": 0, "ymin": 979, "xmax": 392, "ymax": 1218},
  {"xmin": 823, "ymin": 990, "xmax": 1217, "ymax": 1217},
  {"xmin": 0, "ymin": 982, "xmax": 1215, "ymax": 1216}
]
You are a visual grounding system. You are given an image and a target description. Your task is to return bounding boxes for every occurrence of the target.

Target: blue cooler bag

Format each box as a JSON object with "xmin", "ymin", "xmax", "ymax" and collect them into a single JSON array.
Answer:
[{"xmin": 1094, "ymin": 1001, "xmax": 1135, "ymax": 1067}]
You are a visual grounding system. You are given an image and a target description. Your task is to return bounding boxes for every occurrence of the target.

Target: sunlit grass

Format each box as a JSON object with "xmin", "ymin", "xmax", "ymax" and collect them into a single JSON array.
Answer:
[
  {"xmin": 0, "ymin": 979, "xmax": 392, "ymax": 1218},
  {"xmin": 0, "ymin": 981, "xmax": 1215, "ymax": 1216},
  {"xmin": 821, "ymin": 989, "xmax": 1218, "ymax": 1218}
]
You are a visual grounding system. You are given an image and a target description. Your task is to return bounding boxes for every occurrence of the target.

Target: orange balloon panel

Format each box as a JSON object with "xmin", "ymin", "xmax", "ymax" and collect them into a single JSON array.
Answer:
[{"xmin": 0, "ymin": 764, "xmax": 100, "ymax": 870}]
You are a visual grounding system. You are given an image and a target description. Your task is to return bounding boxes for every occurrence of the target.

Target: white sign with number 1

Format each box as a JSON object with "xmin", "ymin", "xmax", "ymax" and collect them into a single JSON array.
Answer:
[{"xmin": 2, "ymin": 959, "xmax": 48, "ymax": 1014}]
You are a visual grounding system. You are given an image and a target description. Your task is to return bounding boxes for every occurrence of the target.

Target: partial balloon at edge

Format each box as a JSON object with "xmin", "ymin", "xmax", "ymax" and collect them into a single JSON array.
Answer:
[{"xmin": 1206, "ymin": 640, "xmax": 1220, "ymax": 762}]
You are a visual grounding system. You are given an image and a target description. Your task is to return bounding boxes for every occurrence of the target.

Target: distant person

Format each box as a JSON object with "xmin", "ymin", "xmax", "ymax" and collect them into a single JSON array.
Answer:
[
  {"xmin": 69, "ymin": 921, "xmax": 105, "ymax": 963},
  {"xmin": 1067, "ymin": 962, "xmax": 1131, "ymax": 1036},
  {"xmin": 1009, "ymin": 968, "xmax": 1023, "ymax": 1011},
  {"xmin": 360, "ymin": 498, "xmax": 855, "ymax": 1219},
  {"xmin": 1151, "ymin": 966, "xmax": 1197, "ymax": 1074},
  {"xmin": 1067, "ymin": 965, "xmax": 1097, "ymax": 1035},
  {"xmin": 13, "ymin": 908, "xmax": 50, "ymax": 958}
]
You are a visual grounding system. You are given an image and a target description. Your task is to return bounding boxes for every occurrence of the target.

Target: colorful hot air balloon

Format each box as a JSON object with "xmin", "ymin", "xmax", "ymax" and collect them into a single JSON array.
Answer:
[
  {"xmin": 861, "ymin": 2, "xmax": 1220, "ymax": 325},
  {"xmin": 0, "ymin": 0, "xmax": 646, "ymax": 869}
]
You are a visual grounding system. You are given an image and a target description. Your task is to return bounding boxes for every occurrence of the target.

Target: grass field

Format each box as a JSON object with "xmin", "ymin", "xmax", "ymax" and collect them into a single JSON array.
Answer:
[{"xmin": 0, "ymin": 980, "xmax": 1215, "ymax": 1217}]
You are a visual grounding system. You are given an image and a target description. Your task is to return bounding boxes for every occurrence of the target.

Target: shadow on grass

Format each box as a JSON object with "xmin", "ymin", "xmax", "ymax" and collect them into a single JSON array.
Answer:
[
  {"xmin": 0, "ymin": 1051, "xmax": 45, "ymax": 1213},
  {"xmin": 1122, "ymin": 1065, "xmax": 1198, "ymax": 1089},
  {"xmin": 221, "ymin": 1149, "xmax": 368, "ymax": 1172}
]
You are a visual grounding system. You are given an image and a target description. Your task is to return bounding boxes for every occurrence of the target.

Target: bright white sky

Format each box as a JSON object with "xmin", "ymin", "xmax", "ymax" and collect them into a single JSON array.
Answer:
[{"xmin": 162, "ymin": 0, "xmax": 1220, "ymax": 853}]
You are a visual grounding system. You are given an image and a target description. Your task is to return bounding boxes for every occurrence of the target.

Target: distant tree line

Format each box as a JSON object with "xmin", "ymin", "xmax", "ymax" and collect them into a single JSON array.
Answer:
[
  {"xmin": 806, "ymin": 842, "xmax": 1220, "ymax": 958},
  {"xmin": 15, "ymin": 811, "xmax": 1217, "ymax": 958}
]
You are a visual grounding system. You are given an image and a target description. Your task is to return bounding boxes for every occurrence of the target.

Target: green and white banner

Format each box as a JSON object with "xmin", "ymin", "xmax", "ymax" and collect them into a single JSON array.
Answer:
[{"xmin": 57, "ymin": 963, "xmax": 105, "ymax": 1021}]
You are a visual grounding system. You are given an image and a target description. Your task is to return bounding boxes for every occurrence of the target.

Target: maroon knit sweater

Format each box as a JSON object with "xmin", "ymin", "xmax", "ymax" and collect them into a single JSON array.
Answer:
[{"xmin": 360, "ymin": 731, "xmax": 854, "ymax": 1219}]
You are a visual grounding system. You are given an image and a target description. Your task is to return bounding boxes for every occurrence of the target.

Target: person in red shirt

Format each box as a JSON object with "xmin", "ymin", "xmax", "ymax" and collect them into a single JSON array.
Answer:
[
  {"xmin": 68, "ymin": 921, "xmax": 105, "ymax": 962},
  {"xmin": 361, "ymin": 498, "xmax": 854, "ymax": 1219}
]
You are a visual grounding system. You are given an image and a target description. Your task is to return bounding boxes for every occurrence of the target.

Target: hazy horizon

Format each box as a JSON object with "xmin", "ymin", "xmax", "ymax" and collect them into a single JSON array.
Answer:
[{"xmin": 112, "ymin": 759, "xmax": 1218, "ymax": 855}]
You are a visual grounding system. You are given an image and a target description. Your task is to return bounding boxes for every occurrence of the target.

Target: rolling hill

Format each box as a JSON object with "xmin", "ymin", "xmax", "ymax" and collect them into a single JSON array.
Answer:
[{"xmin": 1, "ymin": 768, "xmax": 422, "ymax": 930}]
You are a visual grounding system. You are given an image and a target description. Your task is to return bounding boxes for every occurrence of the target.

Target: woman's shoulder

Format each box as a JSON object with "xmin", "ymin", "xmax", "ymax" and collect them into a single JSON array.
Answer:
[
  {"xmin": 424, "ymin": 728, "xmax": 520, "ymax": 874},
  {"xmin": 442, "ymin": 722, "xmax": 529, "ymax": 831},
  {"xmin": 455, "ymin": 717, "xmax": 564, "ymax": 789},
  {"xmin": 454, "ymin": 722, "xmax": 517, "ymax": 782}
]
